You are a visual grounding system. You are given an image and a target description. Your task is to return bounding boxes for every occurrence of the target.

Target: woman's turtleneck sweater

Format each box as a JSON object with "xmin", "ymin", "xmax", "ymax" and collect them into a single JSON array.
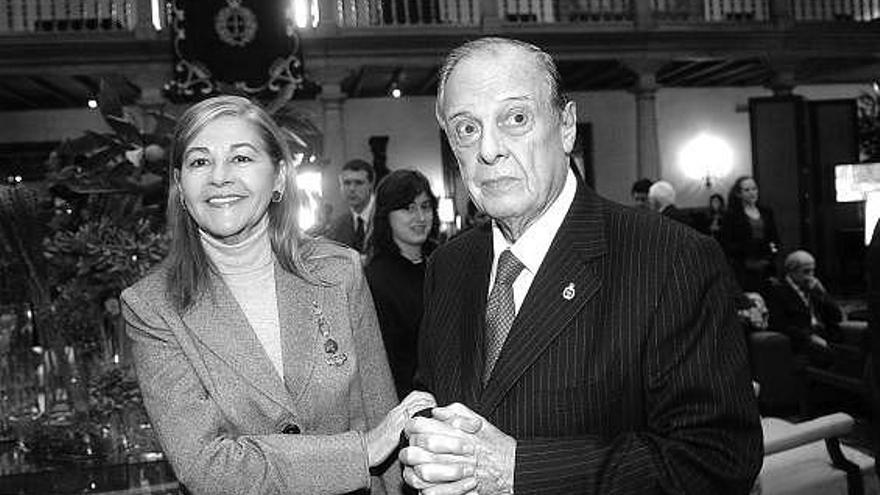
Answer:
[{"xmin": 200, "ymin": 218, "xmax": 284, "ymax": 379}]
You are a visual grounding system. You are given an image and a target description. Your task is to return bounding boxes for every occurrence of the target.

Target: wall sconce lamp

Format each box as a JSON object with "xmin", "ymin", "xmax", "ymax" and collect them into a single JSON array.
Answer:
[{"xmin": 679, "ymin": 133, "xmax": 734, "ymax": 189}]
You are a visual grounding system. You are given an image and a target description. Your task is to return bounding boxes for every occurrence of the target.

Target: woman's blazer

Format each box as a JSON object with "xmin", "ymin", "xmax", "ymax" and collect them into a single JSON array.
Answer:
[{"xmin": 121, "ymin": 243, "xmax": 401, "ymax": 494}]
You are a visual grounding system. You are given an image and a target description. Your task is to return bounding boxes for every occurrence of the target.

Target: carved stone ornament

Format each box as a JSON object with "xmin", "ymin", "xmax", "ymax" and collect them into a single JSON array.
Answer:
[{"xmin": 164, "ymin": 0, "xmax": 304, "ymax": 102}]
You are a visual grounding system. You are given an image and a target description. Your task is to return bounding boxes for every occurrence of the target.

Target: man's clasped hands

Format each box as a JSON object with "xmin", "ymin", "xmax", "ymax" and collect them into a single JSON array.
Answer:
[{"xmin": 398, "ymin": 401, "xmax": 517, "ymax": 495}]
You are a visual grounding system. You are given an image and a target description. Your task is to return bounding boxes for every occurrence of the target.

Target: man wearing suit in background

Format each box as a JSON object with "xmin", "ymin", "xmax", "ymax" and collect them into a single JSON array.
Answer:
[
  {"xmin": 399, "ymin": 37, "xmax": 762, "ymax": 494},
  {"xmin": 762, "ymin": 250, "xmax": 844, "ymax": 367},
  {"xmin": 326, "ymin": 159, "xmax": 375, "ymax": 252}
]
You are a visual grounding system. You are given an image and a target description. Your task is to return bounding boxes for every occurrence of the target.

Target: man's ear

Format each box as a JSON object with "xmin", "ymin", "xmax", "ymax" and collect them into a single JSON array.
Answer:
[{"xmin": 560, "ymin": 100, "xmax": 577, "ymax": 154}]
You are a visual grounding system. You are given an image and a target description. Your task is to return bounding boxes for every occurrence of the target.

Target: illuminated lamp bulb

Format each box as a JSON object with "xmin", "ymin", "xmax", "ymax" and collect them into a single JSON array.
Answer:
[{"xmin": 678, "ymin": 133, "xmax": 733, "ymax": 188}]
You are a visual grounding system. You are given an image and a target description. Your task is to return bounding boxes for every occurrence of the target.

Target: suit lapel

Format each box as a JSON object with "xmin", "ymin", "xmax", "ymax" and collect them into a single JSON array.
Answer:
[
  {"xmin": 276, "ymin": 265, "xmax": 320, "ymax": 405},
  {"xmin": 481, "ymin": 183, "xmax": 607, "ymax": 414},
  {"xmin": 182, "ymin": 271, "xmax": 296, "ymax": 415},
  {"xmin": 459, "ymin": 225, "xmax": 493, "ymax": 409}
]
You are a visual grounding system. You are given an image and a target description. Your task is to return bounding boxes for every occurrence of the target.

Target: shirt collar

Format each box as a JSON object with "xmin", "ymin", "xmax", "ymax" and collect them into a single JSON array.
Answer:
[
  {"xmin": 351, "ymin": 195, "xmax": 375, "ymax": 224},
  {"xmin": 491, "ymin": 168, "xmax": 577, "ymax": 276}
]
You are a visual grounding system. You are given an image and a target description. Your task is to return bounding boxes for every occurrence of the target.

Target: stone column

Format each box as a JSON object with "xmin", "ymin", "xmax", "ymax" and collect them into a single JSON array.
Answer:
[
  {"xmin": 769, "ymin": 0, "xmax": 794, "ymax": 28},
  {"xmin": 133, "ymin": 0, "xmax": 160, "ymax": 39},
  {"xmin": 318, "ymin": 0, "xmax": 342, "ymax": 32},
  {"xmin": 632, "ymin": 0, "xmax": 655, "ymax": 29},
  {"xmin": 480, "ymin": 0, "xmax": 502, "ymax": 32},
  {"xmin": 625, "ymin": 59, "xmax": 665, "ymax": 182},
  {"xmin": 313, "ymin": 66, "xmax": 350, "ymax": 211}
]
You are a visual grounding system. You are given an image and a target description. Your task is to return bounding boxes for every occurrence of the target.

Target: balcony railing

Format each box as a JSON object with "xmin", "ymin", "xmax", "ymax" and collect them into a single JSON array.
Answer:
[
  {"xmin": 0, "ymin": 0, "xmax": 137, "ymax": 33},
  {"xmin": 311, "ymin": 0, "xmax": 880, "ymax": 28},
  {"xmin": 1, "ymin": 0, "xmax": 877, "ymax": 34}
]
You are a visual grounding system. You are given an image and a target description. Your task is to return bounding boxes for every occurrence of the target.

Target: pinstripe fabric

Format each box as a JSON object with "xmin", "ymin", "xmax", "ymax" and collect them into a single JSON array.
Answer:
[{"xmin": 417, "ymin": 179, "xmax": 763, "ymax": 494}]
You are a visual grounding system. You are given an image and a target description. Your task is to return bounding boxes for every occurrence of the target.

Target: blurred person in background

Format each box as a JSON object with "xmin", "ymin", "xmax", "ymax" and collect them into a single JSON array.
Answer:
[
  {"xmin": 722, "ymin": 175, "xmax": 780, "ymax": 292},
  {"xmin": 698, "ymin": 193, "xmax": 726, "ymax": 242},
  {"xmin": 365, "ymin": 169, "xmax": 439, "ymax": 398},
  {"xmin": 327, "ymin": 159, "xmax": 375, "ymax": 253},
  {"xmin": 630, "ymin": 177, "xmax": 652, "ymax": 209}
]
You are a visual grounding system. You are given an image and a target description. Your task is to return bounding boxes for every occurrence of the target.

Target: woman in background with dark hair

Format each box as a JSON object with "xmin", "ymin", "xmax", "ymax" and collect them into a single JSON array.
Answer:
[
  {"xmin": 366, "ymin": 170, "xmax": 439, "ymax": 398},
  {"xmin": 722, "ymin": 175, "xmax": 780, "ymax": 292},
  {"xmin": 704, "ymin": 193, "xmax": 726, "ymax": 241}
]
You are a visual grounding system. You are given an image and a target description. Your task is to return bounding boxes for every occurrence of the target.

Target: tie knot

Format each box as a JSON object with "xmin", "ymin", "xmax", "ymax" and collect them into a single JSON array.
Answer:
[{"xmin": 495, "ymin": 250, "xmax": 525, "ymax": 286}]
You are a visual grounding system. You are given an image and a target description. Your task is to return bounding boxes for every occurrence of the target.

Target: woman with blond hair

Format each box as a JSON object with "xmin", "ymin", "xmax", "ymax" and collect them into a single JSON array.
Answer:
[{"xmin": 122, "ymin": 95, "xmax": 433, "ymax": 494}]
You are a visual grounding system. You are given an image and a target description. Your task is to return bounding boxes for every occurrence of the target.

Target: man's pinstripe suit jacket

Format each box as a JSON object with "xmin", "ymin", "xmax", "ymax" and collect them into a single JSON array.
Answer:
[{"xmin": 417, "ymin": 179, "xmax": 763, "ymax": 494}]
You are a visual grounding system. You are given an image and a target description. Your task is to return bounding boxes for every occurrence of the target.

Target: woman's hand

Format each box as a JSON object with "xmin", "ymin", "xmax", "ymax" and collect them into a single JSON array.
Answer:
[{"xmin": 365, "ymin": 390, "xmax": 436, "ymax": 467}]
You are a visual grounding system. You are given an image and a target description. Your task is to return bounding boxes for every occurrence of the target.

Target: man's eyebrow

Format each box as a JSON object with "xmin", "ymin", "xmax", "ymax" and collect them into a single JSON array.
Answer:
[{"xmin": 446, "ymin": 96, "xmax": 535, "ymax": 120}]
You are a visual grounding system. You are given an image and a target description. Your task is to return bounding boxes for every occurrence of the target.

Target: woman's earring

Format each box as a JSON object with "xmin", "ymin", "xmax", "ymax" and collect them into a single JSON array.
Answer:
[{"xmin": 271, "ymin": 190, "xmax": 283, "ymax": 203}]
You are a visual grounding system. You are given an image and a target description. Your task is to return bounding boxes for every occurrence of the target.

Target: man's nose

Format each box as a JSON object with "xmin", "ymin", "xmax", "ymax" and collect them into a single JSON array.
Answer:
[{"xmin": 478, "ymin": 126, "xmax": 506, "ymax": 165}]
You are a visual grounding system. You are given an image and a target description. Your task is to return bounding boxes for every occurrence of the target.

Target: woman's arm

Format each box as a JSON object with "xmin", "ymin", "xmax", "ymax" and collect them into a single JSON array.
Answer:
[{"xmin": 345, "ymin": 252, "xmax": 406, "ymax": 495}]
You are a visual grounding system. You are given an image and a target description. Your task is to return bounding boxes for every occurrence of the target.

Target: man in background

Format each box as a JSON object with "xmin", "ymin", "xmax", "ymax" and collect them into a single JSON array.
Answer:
[
  {"xmin": 400, "ymin": 36, "xmax": 761, "ymax": 494},
  {"xmin": 326, "ymin": 159, "xmax": 375, "ymax": 252},
  {"xmin": 630, "ymin": 177, "xmax": 652, "ymax": 209},
  {"xmin": 763, "ymin": 249, "xmax": 843, "ymax": 366}
]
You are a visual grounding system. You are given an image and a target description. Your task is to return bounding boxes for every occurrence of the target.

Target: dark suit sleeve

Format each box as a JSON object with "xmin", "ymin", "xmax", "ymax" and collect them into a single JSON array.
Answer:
[
  {"xmin": 514, "ymin": 236, "xmax": 763, "ymax": 494},
  {"xmin": 764, "ymin": 282, "xmax": 813, "ymax": 349},
  {"xmin": 411, "ymin": 257, "xmax": 436, "ymax": 394}
]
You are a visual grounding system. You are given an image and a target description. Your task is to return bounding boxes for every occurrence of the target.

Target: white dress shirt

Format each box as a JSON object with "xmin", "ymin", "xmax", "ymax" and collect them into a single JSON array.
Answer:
[{"xmin": 489, "ymin": 168, "xmax": 577, "ymax": 314}]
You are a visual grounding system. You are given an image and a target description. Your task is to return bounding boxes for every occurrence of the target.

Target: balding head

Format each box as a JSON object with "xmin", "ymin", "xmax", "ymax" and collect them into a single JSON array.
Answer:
[
  {"xmin": 435, "ymin": 37, "xmax": 567, "ymax": 126},
  {"xmin": 784, "ymin": 250, "xmax": 815, "ymax": 274},
  {"xmin": 784, "ymin": 250, "xmax": 817, "ymax": 291}
]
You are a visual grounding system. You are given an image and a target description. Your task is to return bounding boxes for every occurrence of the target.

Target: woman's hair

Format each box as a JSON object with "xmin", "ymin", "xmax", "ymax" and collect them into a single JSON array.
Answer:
[
  {"xmin": 368, "ymin": 169, "xmax": 439, "ymax": 261},
  {"xmin": 726, "ymin": 175, "xmax": 755, "ymax": 215},
  {"xmin": 165, "ymin": 95, "xmax": 314, "ymax": 311},
  {"xmin": 709, "ymin": 193, "xmax": 725, "ymax": 213}
]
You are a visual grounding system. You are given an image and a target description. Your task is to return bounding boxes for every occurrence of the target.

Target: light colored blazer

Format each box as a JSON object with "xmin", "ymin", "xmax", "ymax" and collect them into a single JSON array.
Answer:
[{"xmin": 122, "ymin": 242, "xmax": 402, "ymax": 495}]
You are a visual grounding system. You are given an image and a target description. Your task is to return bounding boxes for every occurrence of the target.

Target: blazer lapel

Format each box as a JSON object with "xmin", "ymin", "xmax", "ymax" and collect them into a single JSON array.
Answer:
[
  {"xmin": 481, "ymin": 183, "xmax": 607, "ymax": 414},
  {"xmin": 275, "ymin": 265, "xmax": 320, "ymax": 405},
  {"xmin": 182, "ymin": 272, "xmax": 296, "ymax": 415}
]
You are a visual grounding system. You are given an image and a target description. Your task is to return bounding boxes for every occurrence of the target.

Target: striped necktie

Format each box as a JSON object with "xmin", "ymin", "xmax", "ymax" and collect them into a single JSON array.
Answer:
[{"xmin": 483, "ymin": 249, "xmax": 525, "ymax": 385}]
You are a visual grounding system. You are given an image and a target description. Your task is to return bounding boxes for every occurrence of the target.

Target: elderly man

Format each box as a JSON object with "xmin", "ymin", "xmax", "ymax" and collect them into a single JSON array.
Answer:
[
  {"xmin": 400, "ymin": 37, "xmax": 762, "ymax": 494},
  {"xmin": 763, "ymin": 249, "xmax": 844, "ymax": 364},
  {"xmin": 326, "ymin": 158, "xmax": 375, "ymax": 252},
  {"xmin": 648, "ymin": 180, "xmax": 692, "ymax": 226}
]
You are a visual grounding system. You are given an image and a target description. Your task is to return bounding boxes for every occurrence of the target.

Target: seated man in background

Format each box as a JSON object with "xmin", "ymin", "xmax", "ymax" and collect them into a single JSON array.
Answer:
[{"xmin": 763, "ymin": 249, "xmax": 843, "ymax": 367}]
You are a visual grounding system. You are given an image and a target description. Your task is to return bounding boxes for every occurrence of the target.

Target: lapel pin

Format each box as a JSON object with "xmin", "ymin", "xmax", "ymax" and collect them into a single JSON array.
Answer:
[{"xmin": 562, "ymin": 282, "xmax": 575, "ymax": 300}]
